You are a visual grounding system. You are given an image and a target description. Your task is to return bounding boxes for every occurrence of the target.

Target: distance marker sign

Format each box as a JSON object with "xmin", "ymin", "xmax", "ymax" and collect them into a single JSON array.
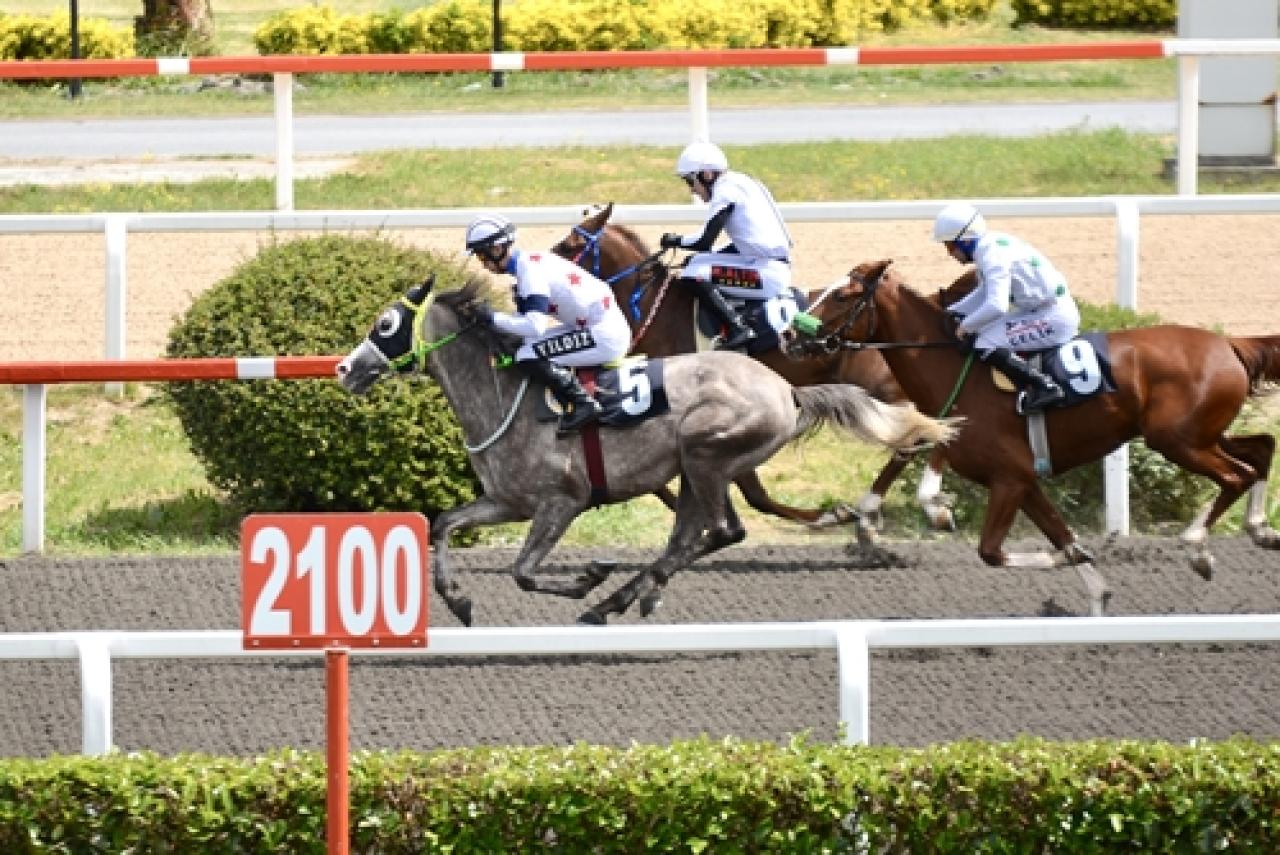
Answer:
[{"xmin": 241, "ymin": 513, "xmax": 430, "ymax": 649}]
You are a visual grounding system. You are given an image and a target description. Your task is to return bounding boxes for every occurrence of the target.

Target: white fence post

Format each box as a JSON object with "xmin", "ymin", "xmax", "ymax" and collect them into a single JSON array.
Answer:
[
  {"xmin": 76, "ymin": 636, "xmax": 114, "ymax": 756},
  {"xmin": 104, "ymin": 214, "xmax": 127, "ymax": 396},
  {"xmin": 1177, "ymin": 55, "xmax": 1201, "ymax": 195},
  {"xmin": 274, "ymin": 72, "xmax": 295, "ymax": 212},
  {"xmin": 1105, "ymin": 199, "xmax": 1139, "ymax": 535},
  {"xmin": 834, "ymin": 627, "xmax": 871, "ymax": 745},
  {"xmin": 687, "ymin": 67, "xmax": 709, "ymax": 143},
  {"xmin": 21, "ymin": 384, "xmax": 46, "ymax": 554}
]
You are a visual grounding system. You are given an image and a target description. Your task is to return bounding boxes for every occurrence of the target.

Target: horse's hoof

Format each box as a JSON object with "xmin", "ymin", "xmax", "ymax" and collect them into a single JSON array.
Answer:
[
  {"xmin": 639, "ymin": 590, "xmax": 663, "ymax": 618},
  {"xmin": 450, "ymin": 597, "xmax": 474, "ymax": 628},
  {"xmin": 577, "ymin": 611, "xmax": 607, "ymax": 626},
  {"xmin": 927, "ymin": 507, "xmax": 956, "ymax": 532},
  {"xmin": 1190, "ymin": 553, "xmax": 1215, "ymax": 582}
]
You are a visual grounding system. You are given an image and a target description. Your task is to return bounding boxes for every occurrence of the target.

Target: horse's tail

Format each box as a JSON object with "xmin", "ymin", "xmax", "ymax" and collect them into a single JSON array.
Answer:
[
  {"xmin": 792, "ymin": 385, "xmax": 959, "ymax": 451},
  {"xmin": 1229, "ymin": 335, "xmax": 1280, "ymax": 389}
]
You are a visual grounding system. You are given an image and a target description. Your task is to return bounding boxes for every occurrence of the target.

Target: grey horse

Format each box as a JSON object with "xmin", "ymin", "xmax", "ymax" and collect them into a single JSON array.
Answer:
[{"xmin": 337, "ymin": 275, "xmax": 954, "ymax": 626}]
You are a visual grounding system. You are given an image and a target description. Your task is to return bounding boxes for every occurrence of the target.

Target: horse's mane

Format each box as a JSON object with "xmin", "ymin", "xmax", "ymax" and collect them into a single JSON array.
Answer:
[
  {"xmin": 436, "ymin": 275, "xmax": 490, "ymax": 311},
  {"xmin": 608, "ymin": 222, "xmax": 652, "ymax": 257}
]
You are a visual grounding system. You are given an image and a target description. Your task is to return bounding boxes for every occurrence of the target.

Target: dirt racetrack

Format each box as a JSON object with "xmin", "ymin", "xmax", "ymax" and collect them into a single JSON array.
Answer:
[
  {"xmin": 2, "ymin": 213, "xmax": 1280, "ymax": 362},
  {"xmin": 1, "ymin": 538, "xmax": 1278, "ymax": 758}
]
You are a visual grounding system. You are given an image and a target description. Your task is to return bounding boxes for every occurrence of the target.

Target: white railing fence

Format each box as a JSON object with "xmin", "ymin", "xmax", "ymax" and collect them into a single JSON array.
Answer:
[
  {"xmin": 2, "ymin": 615, "xmax": 1278, "ymax": 756},
  {"xmin": 6, "ymin": 194, "xmax": 1280, "ymax": 549}
]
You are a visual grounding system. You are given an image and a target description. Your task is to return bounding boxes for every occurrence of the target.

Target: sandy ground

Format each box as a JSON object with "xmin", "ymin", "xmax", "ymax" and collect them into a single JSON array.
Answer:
[
  {"xmin": 2, "ymin": 213, "xmax": 1280, "ymax": 362},
  {"xmin": 0, "ymin": 539, "xmax": 1277, "ymax": 757}
]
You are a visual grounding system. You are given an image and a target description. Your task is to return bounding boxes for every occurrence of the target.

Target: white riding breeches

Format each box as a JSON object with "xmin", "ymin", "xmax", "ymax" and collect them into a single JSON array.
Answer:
[
  {"xmin": 972, "ymin": 297, "xmax": 1080, "ymax": 354},
  {"xmin": 683, "ymin": 252, "xmax": 791, "ymax": 301},
  {"xmin": 516, "ymin": 310, "xmax": 631, "ymax": 367}
]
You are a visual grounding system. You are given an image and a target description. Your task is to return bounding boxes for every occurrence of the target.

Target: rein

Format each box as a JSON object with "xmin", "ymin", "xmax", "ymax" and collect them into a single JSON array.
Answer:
[{"xmin": 399, "ymin": 291, "xmax": 527, "ymax": 454}]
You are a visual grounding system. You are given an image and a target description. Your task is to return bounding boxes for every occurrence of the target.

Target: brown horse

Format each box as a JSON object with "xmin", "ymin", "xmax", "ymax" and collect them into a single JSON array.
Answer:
[
  {"xmin": 552, "ymin": 203, "xmax": 955, "ymax": 540},
  {"xmin": 786, "ymin": 257, "xmax": 1280, "ymax": 615}
]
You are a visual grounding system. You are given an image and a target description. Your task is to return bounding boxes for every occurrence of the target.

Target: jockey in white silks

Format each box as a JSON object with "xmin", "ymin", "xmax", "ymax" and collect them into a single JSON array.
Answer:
[
  {"xmin": 660, "ymin": 141, "xmax": 795, "ymax": 351},
  {"xmin": 465, "ymin": 213, "xmax": 631, "ymax": 434},
  {"xmin": 933, "ymin": 202, "xmax": 1081, "ymax": 413}
]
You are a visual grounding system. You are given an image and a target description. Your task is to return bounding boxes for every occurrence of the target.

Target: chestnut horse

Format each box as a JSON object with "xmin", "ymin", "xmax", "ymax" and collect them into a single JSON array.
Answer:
[
  {"xmin": 786, "ymin": 258, "xmax": 1280, "ymax": 615},
  {"xmin": 552, "ymin": 203, "xmax": 955, "ymax": 540}
]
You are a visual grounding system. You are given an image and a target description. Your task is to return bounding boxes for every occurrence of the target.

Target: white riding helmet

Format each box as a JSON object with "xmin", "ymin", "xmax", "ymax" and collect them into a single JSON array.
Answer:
[
  {"xmin": 676, "ymin": 141, "xmax": 729, "ymax": 177},
  {"xmin": 464, "ymin": 213, "xmax": 516, "ymax": 254},
  {"xmin": 932, "ymin": 203, "xmax": 987, "ymax": 243}
]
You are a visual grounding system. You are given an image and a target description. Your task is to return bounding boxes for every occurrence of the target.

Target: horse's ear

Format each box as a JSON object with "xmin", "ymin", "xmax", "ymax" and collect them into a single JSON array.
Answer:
[
  {"xmin": 583, "ymin": 203, "xmax": 612, "ymax": 229},
  {"xmin": 407, "ymin": 273, "xmax": 436, "ymax": 303}
]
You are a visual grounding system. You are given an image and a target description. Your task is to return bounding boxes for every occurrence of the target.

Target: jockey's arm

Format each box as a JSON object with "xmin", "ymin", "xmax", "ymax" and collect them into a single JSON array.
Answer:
[
  {"xmin": 491, "ymin": 294, "xmax": 555, "ymax": 338},
  {"xmin": 676, "ymin": 204, "xmax": 734, "ymax": 252},
  {"xmin": 956, "ymin": 252, "xmax": 1013, "ymax": 335}
]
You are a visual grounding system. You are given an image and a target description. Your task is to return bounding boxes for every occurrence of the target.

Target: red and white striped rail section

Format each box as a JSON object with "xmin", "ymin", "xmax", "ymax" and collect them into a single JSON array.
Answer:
[
  {"xmin": 5, "ymin": 39, "xmax": 1280, "ymax": 199},
  {"xmin": 1, "ymin": 357, "xmax": 340, "ymax": 553}
]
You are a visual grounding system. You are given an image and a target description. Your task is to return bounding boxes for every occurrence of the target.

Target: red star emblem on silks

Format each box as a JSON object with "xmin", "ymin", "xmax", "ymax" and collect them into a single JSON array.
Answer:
[
  {"xmin": 576, "ymin": 317, "xmax": 588, "ymax": 328},
  {"xmin": 530, "ymin": 253, "xmax": 542, "ymax": 262},
  {"xmin": 602, "ymin": 295, "xmax": 612, "ymax": 309},
  {"xmin": 567, "ymin": 272, "xmax": 581, "ymax": 285},
  {"xmin": 548, "ymin": 302, "xmax": 559, "ymax": 314}
]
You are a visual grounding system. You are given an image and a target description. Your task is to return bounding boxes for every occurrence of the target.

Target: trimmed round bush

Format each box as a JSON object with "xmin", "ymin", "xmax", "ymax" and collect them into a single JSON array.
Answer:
[{"xmin": 165, "ymin": 234, "xmax": 479, "ymax": 520}]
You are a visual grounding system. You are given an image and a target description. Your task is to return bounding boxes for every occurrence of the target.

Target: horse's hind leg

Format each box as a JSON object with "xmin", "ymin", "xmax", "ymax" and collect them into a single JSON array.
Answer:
[
  {"xmin": 1149, "ymin": 433, "xmax": 1268, "ymax": 580},
  {"xmin": 1226, "ymin": 434, "xmax": 1279, "ymax": 548},
  {"xmin": 432, "ymin": 495, "xmax": 526, "ymax": 627}
]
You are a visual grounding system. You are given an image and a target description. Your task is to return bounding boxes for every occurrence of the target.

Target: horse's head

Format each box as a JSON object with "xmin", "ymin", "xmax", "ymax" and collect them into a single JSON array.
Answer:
[
  {"xmin": 784, "ymin": 259, "xmax": 894, "ymax": 359},
  {"xmin": 551, "ymin": 202, "xmax": 616, "ymax": 275},
  {"xmin": 337, "ymin": 274, "xmax": 493, "ymax": 395}
]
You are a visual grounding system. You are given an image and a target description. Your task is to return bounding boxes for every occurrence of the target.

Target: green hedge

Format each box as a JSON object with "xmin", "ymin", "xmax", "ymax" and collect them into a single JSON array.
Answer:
[
  {"xmin": 0, "ymin": 12, "xmax": 134, "ymax": 60},
  {"xmin": 1011, "ymin": 0, "xmax": 1176, "ymax": 29},
  {"xmin": 253, "ymin": 0, "xmax": 1001, "ymax": 56},
  {"xmin": 1, "ymin": 738, "xmax": 1276, "ymax": 851},
  {"xmin": 164, "ymin": 234, "xmax": 480, "ymax": 523}
]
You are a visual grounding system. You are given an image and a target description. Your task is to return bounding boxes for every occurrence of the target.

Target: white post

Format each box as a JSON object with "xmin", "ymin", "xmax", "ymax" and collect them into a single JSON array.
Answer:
[
  {"xmin": 274, "ymin": 72, "xmax": 295, "ymax": 212},
  {"xmin": 76, "ymin": 636, "xmax": 114, "ymax": 756},
  {"xmin": 834, "ymin": 627, "xmax": 870, "ymax": 745},
  {"xmin": 22, "ymin": 384, "xmax": 46, "ymax": 554},
  {"xmin": 1103, "ymin": 199, "xmax": 1138, "ymax": 536},
  {"xmin": 104, "ymin": 214, "xmax": 127, "ymax": 397},
  {"xmin": 1177, "ymin": 55, "xmax": 1201, "ymax": 195},
  {"xmin": 687, "ymin": 67, "xmax": 709, "ymax": 143}
]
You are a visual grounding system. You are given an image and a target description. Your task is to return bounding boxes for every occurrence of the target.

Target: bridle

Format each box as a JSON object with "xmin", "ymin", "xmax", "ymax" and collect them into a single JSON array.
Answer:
[{"xmin": 385, "ymin": 291, "xmax": 527, "ymax": 453}]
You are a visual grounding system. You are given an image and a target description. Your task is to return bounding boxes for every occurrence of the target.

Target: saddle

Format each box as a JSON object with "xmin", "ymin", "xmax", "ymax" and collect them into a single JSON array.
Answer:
[
  {"xmin": 535, "ymin": 356, "xmax": 670, "ymax": 428},
  {"xmin": 989, "ymin": 333, "xmax": 1116, "ymax": 410}
]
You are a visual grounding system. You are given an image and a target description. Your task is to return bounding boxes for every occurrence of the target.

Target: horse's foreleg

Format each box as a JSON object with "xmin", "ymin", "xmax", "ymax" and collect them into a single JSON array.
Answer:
[
  {"xmin": 431, "ymin": 496, "xmax": 525, "ymax": 627},
  {"xmin": 1017, "ymin": 484, "xmax": 1111, "ymax": 617},
  {"xmin": 511, "ymin": 499, "xmax": 612, "ymax": 600}
]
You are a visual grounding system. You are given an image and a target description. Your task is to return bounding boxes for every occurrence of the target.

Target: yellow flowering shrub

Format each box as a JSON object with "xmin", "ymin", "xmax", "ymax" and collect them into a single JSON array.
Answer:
[
  {"xmin": 0, "ymin": 12, "xmax": 134, "ymax": 60},
  {"xmin": 1010, "ymin": 0, "xmax": 1174, "ymax": 28}
]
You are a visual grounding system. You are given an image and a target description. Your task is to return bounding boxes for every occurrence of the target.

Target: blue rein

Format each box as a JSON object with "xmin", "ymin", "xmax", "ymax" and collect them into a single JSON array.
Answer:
[{"xmin": 569, "ymin": 224, "xmax": 648, "ymax": 321}]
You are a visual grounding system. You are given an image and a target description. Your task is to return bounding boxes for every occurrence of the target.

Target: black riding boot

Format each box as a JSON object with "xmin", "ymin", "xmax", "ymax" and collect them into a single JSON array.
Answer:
[
  {"xmin": 691, "ymin": 281, "xmax": 756, "ymax": 350},
  {"xmin": 982, "ymin": 348, "xmax": 1065, "ymax": 413},
  {"xmin": 520, "ymin": 358, "xmax": 603, "ymax": 435}
]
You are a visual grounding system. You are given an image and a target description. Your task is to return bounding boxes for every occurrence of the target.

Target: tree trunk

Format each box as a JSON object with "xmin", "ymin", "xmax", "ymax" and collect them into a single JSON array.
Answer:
[{"xmin": 136, "ymin": 0, "xmax": 215, "ymax": 55}]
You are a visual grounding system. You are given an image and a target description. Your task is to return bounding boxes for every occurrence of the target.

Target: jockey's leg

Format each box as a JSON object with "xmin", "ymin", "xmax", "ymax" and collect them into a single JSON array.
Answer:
[
  {"xmin": 680, "ymin": 277, "xmax": 755, "ymax": 350},
  {"xmin": 518, "ymin": 357, "xmax": 602, "ymax": 434},
  {"xmin": 981, "ymin": 347, "xmax": 1064, "ymax": 412}
]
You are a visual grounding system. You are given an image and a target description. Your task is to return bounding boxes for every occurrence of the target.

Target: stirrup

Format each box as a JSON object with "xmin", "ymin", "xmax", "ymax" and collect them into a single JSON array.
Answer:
[
  {"xmin": 556, "ymin": 399, "xmax": 603, "ymax": 435},
  {"xmin": 715, "ymin": 326, "xmax": 756, "ymax": 351},
  {"xmin": 1016, "ymin": 384, "xmax": 1065, "ymax": 415}
]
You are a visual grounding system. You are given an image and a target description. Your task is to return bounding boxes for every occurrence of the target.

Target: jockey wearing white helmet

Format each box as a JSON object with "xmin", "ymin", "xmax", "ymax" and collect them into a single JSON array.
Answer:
[
  {"xmin": 464, "ymin": 213, "xmax": 631, "ymax": 435},
  {"xmin": 660, "ymin": 141, "xmax": 795, "ymax": 351},
  {"xmin": 933, "ymin": 202, "xmax": 1081, "ymax": 413}
]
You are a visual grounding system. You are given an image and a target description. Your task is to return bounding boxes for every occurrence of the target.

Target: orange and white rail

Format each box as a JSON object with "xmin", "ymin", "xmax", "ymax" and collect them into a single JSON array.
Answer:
[
  {"xmin": 3, "ymin": 357, "xmax": 340, "ymax": 553},
  {"xmin": 6, "ymin": 40, "xmax": 1280, "ymax": 199}
]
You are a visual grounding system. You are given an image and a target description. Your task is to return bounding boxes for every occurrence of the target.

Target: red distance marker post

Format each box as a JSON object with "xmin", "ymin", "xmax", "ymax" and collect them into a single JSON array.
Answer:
[{"xmin": 241, "ymin": 513, "xmax": 430, "ymax": 855}]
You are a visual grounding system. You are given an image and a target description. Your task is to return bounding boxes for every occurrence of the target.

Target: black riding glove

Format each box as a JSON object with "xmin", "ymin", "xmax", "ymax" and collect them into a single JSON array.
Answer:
[
  {"xmin": 470, "ymin": 303, "xmax": 495, "ymax": 326},
  {"xmin": 660, "ymin": 233, "xmax": 684, "ymax": 250}
]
